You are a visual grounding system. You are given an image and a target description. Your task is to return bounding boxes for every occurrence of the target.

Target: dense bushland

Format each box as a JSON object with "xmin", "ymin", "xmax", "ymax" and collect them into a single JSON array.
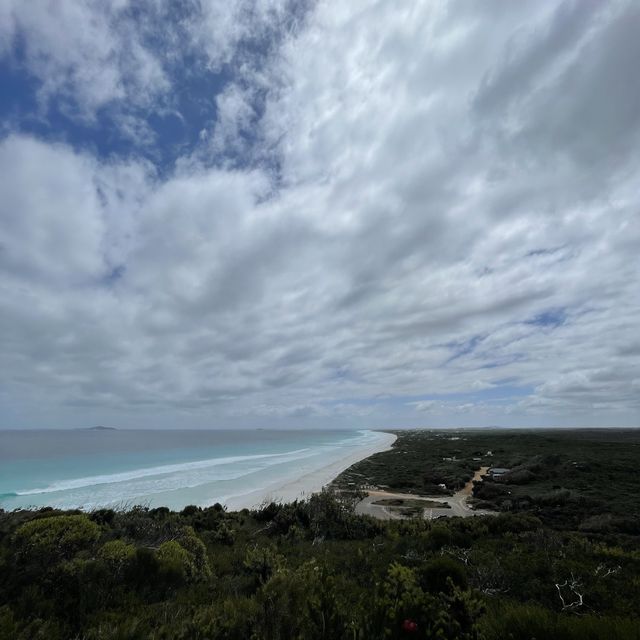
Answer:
[{"xmin": 337, "ymin": 429, "xmax": 640, "ymax": 531}]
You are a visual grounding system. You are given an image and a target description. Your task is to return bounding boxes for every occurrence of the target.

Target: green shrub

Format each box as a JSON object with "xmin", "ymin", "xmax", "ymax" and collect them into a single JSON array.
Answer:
[
  {"xmin": 176, "ymin": 526, "xmax": 211, "ymax": 579},
  {"xmin": 13, "ymin": 515, "xmax": 100, "ymax": 561},
  {"xmin": 97, "ymin": 540, "xmax": 136, "ymax": 576},
  {"xmin": 243, "ymin": 543, "xmax": 285, "ymax": 585},
  {"xmin": 418, "ymin": 556, "xmax": 468, "ymax": 594},
  {"xmin": 157, "ymin": 540, "xmax": 194, "ymax": 585},
  {"xmin": 193, "ymin": 598, "xmax": 261, "ymax": 639},
  {"xmin": 0, "ymin": 606, "xmax": 17, "ymax": 640},
  {"xmin": 427, "ymin": 524, "xmax": 452, "ymax": 550},
  {"xmin": 480, "ymin": 602, "xmax": 640, "ymax": 640}
]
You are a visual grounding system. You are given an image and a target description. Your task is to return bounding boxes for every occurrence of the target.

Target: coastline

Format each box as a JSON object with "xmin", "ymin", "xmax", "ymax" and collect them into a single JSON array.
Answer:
[
  {"xmin": 0, "ymin": 429, "xmax": 397, "ymax": 512},
  {"xmin": 221, "ymin": 430, "xmax": 397, "ymax": 510}
]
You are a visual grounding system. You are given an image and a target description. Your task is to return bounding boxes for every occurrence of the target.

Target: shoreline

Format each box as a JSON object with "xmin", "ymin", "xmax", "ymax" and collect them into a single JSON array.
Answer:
[
  {"xmin": 0, "ymin": 430, "xmax": 397, "ymax": 512},
  {"xmin": 220, "ymin": 430, "xmax": 397, "ymax": 511}
]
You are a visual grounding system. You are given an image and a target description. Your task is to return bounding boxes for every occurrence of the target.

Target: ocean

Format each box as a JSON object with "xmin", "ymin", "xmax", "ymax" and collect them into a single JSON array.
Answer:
[{"xmin": 0, "ymin": 429, "xmax": 392, "ymax": 511}]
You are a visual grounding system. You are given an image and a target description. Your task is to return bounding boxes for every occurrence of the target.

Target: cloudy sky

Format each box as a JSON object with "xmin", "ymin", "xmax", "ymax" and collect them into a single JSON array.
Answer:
[{"xmin": 1, "ymin": 1, "xmax": 638, "ymax": 430}]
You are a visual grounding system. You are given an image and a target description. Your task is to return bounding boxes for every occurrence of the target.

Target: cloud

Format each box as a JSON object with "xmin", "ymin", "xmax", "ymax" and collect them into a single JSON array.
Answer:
[
  {"xmin": 0, "ymin": 1, "xmax": 300, "ymax": 146},
  {"xmin": 0, "ymin": 1, "xmax": 638, "ymax": 428},
  {"xmin": 1, "ymin": 1, "xmax": 168, "ymax": 117},
  {"xmin": 410, "ymin": 401, "xmax": 438, "ymax": 413},
  {"xmin": 185, "ymin": 0, "xmax": 299, "ymax": 70}
]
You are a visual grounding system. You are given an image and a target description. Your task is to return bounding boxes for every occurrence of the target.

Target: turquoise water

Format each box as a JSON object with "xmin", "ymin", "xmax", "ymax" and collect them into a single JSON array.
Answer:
[{"xmin": 0, "ymin": 429, "xmax": 383, "ymax": 510}]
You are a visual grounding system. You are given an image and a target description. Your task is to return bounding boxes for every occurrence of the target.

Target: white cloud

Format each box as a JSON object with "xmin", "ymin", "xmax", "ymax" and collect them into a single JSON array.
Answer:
[
  {"xmin": 0, "ymin": 1, "xmax": 639, "ymax": 428},
  {"xmin": 209, "ymin": 83, "xmax": 258, "ymax": 161},
  {"xmin": 0, "ymin": 1, "xmax": 168, "ymax": 118},
  {"xmin": 0, "ymin": 1, "xmax": 294, "ymax": 130},
  {"xmin": 0, "ymin": 136, "xmax": 107, "ymax": 281},
  {"xmin": 410, "ymin": 401, "xmax": 438, "ymax": 413}
]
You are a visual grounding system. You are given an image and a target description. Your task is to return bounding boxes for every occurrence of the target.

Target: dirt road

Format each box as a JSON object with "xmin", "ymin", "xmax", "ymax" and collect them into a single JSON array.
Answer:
[{"xmin": 354, "ymin": 466, "xmax": 494, "ymax": 520}]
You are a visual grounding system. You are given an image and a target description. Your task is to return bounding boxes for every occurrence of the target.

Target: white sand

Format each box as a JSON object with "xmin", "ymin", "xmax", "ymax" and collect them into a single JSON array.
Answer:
[{"xmin": 222, "ymin": 431, "xmax": 397, "ymax": 510}]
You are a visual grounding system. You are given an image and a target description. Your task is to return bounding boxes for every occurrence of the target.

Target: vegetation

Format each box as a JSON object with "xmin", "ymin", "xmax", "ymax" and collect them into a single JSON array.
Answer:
[
  {"xmin": 336, "ymin": 429, "xmax": 640, "ymax": 531},
  {"xmin": 0, "ymin": 429, "xmax": 639, "ymax": 638}
]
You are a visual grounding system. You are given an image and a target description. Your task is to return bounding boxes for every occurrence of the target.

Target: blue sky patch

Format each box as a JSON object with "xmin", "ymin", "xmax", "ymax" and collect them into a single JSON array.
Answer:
[{"xmin": 525, "ymin": 308, "xmax": 567, "ymax": 328}]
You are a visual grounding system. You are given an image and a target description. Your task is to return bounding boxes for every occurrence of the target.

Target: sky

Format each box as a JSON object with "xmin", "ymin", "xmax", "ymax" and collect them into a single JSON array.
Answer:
[{"xmin": 0, "ymin": 1, "xmax": 638, "ymax": 430}]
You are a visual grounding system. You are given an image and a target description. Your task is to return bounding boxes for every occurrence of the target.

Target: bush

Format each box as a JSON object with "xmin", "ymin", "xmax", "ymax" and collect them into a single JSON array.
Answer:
[
  {"xmin": 155, "ymin": 529, "xmax": 211, "ymax": 585},
  {"xmin": 487, "ymin": 513, "xmax": 542, "ymax": 535},
  {"xmin": 473, "ymin": 481, "xmax": 509, "ymax": 501},
  {"xmin": 479, "ymin": 602, "xmax": 640, "ymax": 640},
  {"xmin": 128, "ymin": 546, "xmax": 159, "ymax": 586},
  {"xmin": 192, "ymin": 598, "xmax": 261, "ymax": 639},
  {"xmin": 97, "ymin": 540, "xmax": 136, "ymax": 576},
  {"xmin": 502, "ymin": 469, "xmax": 536, "ymax": 485},
  {"xmin": 176, "ymin": 527, "xmax": 211, "ymax": 579},
  {"xmin": 426, "ymin": 525, "xmax": 452, "ymax": 550},
  {"xmin": 255, "ymin": 560, "xmax": 352, "ymax": 640},
  {"xmin": 418, "ymin": 556, "xmax": 468, "ymax": 594},
  {"xmin": 89, "ymin": 509, "xmax": 115, "ymax": 526},
  {"xmin": 243, "ymin": 543, "xmax": 285, "ymax": 585},
  {"xmin": 371, "ymin": 562, "xmax": 482, "ymax": 640},
  {"xmin": 13, "ymin": 515, "xmax": 100, "ymax": 561},
  {"xmin": 0, "ymin": 606, "xmax": 17, "ymax": 640},
  {"xmin": 157, "ymin": 540, "xmax": 194, "ymax": 585}
]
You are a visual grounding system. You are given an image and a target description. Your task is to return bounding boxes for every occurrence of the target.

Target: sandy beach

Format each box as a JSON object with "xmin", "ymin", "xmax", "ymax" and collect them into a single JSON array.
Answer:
[{"xmin": 221, "ymin": 430, "xmax": 397, "ymax": 510}]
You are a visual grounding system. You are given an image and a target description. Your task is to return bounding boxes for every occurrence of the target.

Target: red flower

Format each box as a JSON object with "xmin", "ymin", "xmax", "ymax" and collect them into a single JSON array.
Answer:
[{"xmin": 402, "ymin": 619, "xmax": 418, "ymax": 632}]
